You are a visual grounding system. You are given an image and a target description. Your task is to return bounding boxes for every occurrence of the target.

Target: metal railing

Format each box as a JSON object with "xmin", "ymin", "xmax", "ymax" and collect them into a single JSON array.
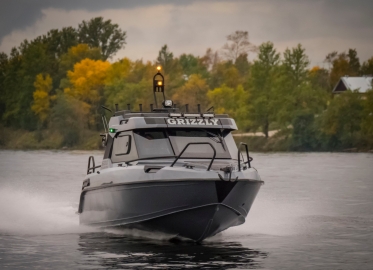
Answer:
[
  {"xmin": 170, "ymin": 142, "xmax": 216, "ymax": 171},
  {"xmin": 238, "ymin": 142, "xmax": 253, "ymax": 171},
  {"xmin": 87, "ymin": 156, "xmax": 101, "ymax": 174}
]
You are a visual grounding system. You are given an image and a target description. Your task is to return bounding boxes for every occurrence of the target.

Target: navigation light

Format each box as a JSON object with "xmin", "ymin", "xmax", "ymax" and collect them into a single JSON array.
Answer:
[{"xmin": 163, "ymin": 100, "xmax": 173, "ymax": 108}]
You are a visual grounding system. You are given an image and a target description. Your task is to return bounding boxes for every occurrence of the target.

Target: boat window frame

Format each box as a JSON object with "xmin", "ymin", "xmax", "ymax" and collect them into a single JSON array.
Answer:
[
  {"xmin": 116, "ymin": 128, "xmax": 233, "ymax": 163},
  {"xmin": 132, "ymin": 128, "xmax": 176, "ymax": 159},
  {"xmin": 167, "ymin": 128, "xmax": 231, "ymax": 159},
  {"xmin": 110, "ymin": 131, "xmax": 139, "ymax": 163}
]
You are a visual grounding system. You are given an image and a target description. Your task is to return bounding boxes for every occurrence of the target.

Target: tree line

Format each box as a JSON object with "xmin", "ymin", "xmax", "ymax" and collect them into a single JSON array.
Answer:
[{"xmin": 0, "ymin": 18, "xmax": 372, "ymax": 151}]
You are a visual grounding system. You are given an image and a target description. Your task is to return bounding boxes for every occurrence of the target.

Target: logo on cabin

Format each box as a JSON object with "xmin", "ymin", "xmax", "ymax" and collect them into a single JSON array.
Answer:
[{"xmin": 166, "ymin": 118, "xmax": 219, "ymax": 126}]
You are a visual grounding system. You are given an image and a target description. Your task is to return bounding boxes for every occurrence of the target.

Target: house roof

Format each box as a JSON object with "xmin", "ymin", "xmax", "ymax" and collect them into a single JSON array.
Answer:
[{"xmin": 333, "ymin": 76, "xmax": 373, "ymax": 93}]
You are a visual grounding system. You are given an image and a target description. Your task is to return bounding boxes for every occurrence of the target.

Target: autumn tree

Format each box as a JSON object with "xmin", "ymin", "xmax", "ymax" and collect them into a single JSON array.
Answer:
[
  {"xmin": 172, "ymin": 74, "xmax": 210, "ymax": 110},
  {"xmin": 65, "ymin": 59, "xmax": 110, "ymax": 127},
  {"xmin": 221, "ymin": 31, "xmax": 256, "ymax": 63},
  {"xmin": 329, "ymin": 53, "xmax": 349, "ymax": 89},
  {"xmin": 78, "ymin": 17, "xmax": 126, "ymax": 60},
  {"xmin": 31, "ymin": 74, "xmax": 54, "ymax": 124},
  {"xmin": 326, "ymin": 49, "xmax": 362, "ymax": 89},
  {"xmin": 309, "ymin": 66, "xmax": 330, "ymax": 91},
  {"xmin": 58, "ymin": 44, "xmax": 102, "ymax": 88}
]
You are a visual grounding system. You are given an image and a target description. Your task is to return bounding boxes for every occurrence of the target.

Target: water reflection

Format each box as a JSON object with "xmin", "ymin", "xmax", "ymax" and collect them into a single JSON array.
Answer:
[{"xmin": 78, "ymin": 232, "xmax": 267, "ymax": 269}]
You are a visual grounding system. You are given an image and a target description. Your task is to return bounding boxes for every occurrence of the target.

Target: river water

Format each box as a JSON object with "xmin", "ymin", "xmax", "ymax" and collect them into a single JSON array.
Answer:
[{"xmin": 0, "ymin": 150, "xmax": 372, "ymax": 269}]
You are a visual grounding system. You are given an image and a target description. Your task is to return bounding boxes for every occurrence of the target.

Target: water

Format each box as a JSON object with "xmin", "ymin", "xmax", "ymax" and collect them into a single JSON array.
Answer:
[{"xmin": 0, "ymin": 150, "xmax": 372, "ymax": 269}]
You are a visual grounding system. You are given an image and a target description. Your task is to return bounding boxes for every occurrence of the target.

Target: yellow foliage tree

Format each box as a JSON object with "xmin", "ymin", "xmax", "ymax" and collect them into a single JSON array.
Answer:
[
  {"xmin": 31, "ymin": 73, "xmax": 54, "ymax": 123},
  {"xmin": 207, "ymin": 84, "xmax": 250, "ymax": 130},
  {"xmin": 65, "ymin": 59, "xmax": 111, "ymax": 106},
  {"xmin": 172, "ymin": 74, "xmax": 209, "ymax": 110},
  {"xmin": 105, "ymin": 57, "xmax": 132, "ymax": 85}
]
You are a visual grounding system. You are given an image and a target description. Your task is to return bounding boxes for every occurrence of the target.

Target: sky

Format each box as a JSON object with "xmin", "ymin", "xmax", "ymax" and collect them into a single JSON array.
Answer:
[{"xmin": 0, "ymin": 0, "xmax": 372, "ymax": 67}]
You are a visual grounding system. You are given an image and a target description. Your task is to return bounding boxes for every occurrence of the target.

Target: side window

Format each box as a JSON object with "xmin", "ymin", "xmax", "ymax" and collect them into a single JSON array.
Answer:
[
  {"xmin": 111, "ymin": 132, "xmax": 138, "ymax": 163},
  {"xmin": 113, "ymin": 134, "xmax": 131, "ymax": 156}
]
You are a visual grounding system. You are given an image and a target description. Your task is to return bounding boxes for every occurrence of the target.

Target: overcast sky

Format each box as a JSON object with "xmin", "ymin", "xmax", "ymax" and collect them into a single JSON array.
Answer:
[{"xmin": 0, "ymin": 0, "xmax": 372, "ymax": 67}]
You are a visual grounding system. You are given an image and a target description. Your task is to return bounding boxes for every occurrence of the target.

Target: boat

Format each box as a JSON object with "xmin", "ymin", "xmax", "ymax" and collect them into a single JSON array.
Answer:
[{"xmin": 77, "ymin": 67, "xmax": 264, "ymax": 242}]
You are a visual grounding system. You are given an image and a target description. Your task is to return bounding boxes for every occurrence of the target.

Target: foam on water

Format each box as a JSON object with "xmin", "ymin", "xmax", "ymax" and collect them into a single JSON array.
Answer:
[{"xmin": 0, "ymin": 188, "xmax": 94, "ymax": 235}]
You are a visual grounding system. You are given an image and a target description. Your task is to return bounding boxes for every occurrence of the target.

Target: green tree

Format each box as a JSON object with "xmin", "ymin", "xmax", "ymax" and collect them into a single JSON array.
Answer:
[
  {"xmin": 207, "ymin": 84, "xmax": 250, "ymax": 130},
  {"xmin": 51, "ymin": 94, "xmax": 90, "ymax": 147},
  {"xmin": 309, "ymin": 66, "xmax": 330, "ymax": 91},
  {"xmin": 361, "ymin": 90, "xmax": 373, "ymax": 147},
  {"xmin": 156, "ymin": 45, "xmax": 174, "ymax": 74},
  {"xmin": 44, "ymin": 27, "xmax": 78, "ymax": 58},
  {"xmin": 0, "ymin": 53, "xmax": 8, "ymax": 118},
  {"xmin": 361, "ymin": 57, "xmax": 373, "ymax": 75},
  {"xmin": 178, "ymin": 54, "xmax": 209, "ymax": 78},
  {"xmin": 247, "ymin": 42, "xmax": 281, "ymax": 137},
  {"xmin": 347, "ymin": 48, "xmax": 360, "ymax": 76},
  {"xmin": 321, "ymin": 90, "xmax": 363, "ymax": 149},
  {"xmin": 235, "ymin": 53, "xmax": 250, "ymax": 77},
  {"xmin": 277, "ymin": 44, "xmax": 326, "ymax": 126},
  {"xmin": 78, "ymin": 17, "xmax": 126, "ymax": 60}
]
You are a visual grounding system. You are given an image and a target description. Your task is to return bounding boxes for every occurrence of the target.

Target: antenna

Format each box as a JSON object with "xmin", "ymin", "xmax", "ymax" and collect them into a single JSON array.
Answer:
[
  {"xmin": 185, "ymin": 104, "xmax": 189, "ymax": 113},
  {"xmin": 139, "ymin": 104, "xmax": 142, "ymax": 112},
  {"xmin": 115, "ymin": 104, "xmax": 119, "ymax": 112},
  {"xmin": 197, "ymin": 104, "xmax": 201, "ymax": 113},
  {"xmin": 206, "ymin": 106, "xmax": 214, "ymax": 112},
  {"xmin": 101, "ymin": 114, "xmax": 108, "ymax": 133},
  {"xmin": 101, "ymin": 105, "xmax": 113, "ymax": 115},
  {"xmin": 127, "ymin": 104, "xmax": 131, "ymax": 110}
]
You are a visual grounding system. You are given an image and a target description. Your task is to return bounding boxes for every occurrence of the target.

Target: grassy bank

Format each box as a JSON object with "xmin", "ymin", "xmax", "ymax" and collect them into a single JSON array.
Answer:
[
  {"xmin": 0, "ymin": 126, "xmax": 102, "ymax": 150},
  {"xmin": 233, "ymin": 129, "xmax": 291, "ymax": 152},
  {"xmin": 1, "ymin": 125, "xmax": 372, "ymax": 153}
]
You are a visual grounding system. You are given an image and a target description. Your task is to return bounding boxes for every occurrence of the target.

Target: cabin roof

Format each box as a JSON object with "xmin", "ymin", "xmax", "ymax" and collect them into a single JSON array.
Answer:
[{"xmin": 332, "ymin": 76, "xmax": 373, "ymax": 94}]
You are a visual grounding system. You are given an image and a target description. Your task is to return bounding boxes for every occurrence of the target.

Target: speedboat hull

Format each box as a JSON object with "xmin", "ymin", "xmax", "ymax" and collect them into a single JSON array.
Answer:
[{"xmin": 79, "ymin": 180, "xmax": 262, "ymax": 241}]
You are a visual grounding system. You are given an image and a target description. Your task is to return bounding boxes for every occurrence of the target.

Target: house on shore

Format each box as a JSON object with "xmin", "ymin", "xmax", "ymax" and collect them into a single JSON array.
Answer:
[{"xmin": 332, "ymin": 76, "xmax": 373, "ymax": 95}]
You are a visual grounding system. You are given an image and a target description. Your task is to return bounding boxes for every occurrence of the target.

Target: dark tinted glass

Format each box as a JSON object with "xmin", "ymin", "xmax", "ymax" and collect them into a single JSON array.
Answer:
[{"xmin": 134, "ymin": 129, "xmax": 167, "ymax": 140}]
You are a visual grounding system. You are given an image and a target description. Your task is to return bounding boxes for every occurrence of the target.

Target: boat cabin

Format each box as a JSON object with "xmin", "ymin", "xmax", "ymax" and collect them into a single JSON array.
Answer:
[
  {"xmin": 97, "ymin": 67, "xmax": 243, "ymax": 171},
  {"xmin": 102, "ymin": 111, "xmax": 239, "ymax": 167}
]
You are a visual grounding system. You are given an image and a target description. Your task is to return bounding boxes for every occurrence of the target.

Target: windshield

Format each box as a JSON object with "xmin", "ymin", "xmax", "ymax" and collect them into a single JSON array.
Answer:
[
  {"xmin": 132, "ymin": 128, "xmax": 231, "ymax": 160},
  {"xmin": 133, "ymin": 129, "xmax": 174, "ymax": 158},
  {"xmin": 168, "ymin": 128, "xmax": 230, "ymax": 159}
]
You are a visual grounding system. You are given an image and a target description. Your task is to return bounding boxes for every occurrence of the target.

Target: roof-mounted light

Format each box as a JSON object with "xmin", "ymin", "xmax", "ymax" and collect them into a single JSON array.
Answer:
[
  {"xmin": 184, "ymin": 113, "xmax": 202, "ymax": 118},
  {"xmin": 163, "ymin": 100, "xmax": 173, "ymax": 108},
  {"xmin": 202, "ymin": 113, "xmax": 215, "ymax": 118},
  {"xmin": 169, "ymin": 113, "xmax": 182, "ymax": 118},
  {"xmin": 109, "ymin": 128, "xmax": 117, "ymax": 133}
]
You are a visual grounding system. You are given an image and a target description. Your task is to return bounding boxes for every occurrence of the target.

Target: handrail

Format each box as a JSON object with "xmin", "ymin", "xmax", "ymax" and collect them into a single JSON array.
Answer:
[
  {"xmin": 170, "ymin": 142, "xmax": 216, "ymax": 171},
  {"xmin": 238, "ymin": 142, "xmax": 253, "ymax": 171},
  {"xmin": 87, "ymin": 156, "xmax": 101, "ymax": 174}
]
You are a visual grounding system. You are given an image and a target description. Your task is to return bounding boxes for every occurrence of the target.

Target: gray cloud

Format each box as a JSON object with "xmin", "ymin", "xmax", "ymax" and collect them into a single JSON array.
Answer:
[
  {"xmin": 0, "ymin": 0, "xmax": 202, "ymax": 42},
  {"xmin": 0, "ymin": 0, "xmax": 372, "ymax": 66}
]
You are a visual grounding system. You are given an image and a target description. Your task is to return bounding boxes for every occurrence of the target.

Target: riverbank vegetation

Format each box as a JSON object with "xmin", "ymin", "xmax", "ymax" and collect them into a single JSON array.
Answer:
[{"xmin": 0, "ymin": 17, "xmax": 372, "ymax": 151}]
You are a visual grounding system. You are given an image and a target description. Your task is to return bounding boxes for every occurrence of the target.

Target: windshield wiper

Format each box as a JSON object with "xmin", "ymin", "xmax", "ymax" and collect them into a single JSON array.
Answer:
[{"xmin": 201, "ymin": 129, "xmax": 226, "ymax": 151}]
